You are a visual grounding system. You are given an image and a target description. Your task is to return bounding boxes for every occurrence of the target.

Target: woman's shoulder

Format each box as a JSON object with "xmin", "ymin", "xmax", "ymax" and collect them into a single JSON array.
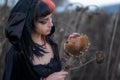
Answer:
[
  {"xmin": 7, "ymin": 46, "xmax": 20, "ymax": 54},
  {"xmin": 6, "ymin": 45, "xmax": 23, "ymax": 60},
  {"xmin": 5, "ymin": 46, "xmax": 30, "ymax": 66}
]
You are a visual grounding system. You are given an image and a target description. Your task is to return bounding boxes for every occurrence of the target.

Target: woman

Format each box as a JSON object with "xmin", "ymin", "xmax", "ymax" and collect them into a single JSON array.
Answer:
[{"xmin": 3, "ymin": 0, "xmax": 69, "ymax": 80}]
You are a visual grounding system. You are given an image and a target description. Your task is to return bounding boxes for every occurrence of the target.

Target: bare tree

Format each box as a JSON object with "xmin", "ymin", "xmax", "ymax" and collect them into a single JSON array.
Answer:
[{"xmin": 4, "ymin": 0, "xmax": 8, "ymax": 6}]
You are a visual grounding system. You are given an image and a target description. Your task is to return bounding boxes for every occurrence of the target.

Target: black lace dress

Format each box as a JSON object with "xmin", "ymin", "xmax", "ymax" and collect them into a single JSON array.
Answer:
[
  {"xmin": 32, "ymin": 39, "xmax": 62, "ymax": 78},
  {"xmin": 33, "ymin": 56, "xmax": 61, "ymax": 77}
]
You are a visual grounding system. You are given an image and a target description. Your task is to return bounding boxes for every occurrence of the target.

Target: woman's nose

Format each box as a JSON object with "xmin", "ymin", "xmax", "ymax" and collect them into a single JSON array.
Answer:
[
  {"xmin": 49, "ymin": 21, "xmax": 53, "ymax": 27},
  {"xmin": 48, "ymin": 18, "xmax": 53, "ymax": 27}
]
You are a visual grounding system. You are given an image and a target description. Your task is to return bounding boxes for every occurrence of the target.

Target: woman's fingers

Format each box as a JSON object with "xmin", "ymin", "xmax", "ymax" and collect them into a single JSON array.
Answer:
[
  {"xmin": 59, "ymin": 70, "xmax": 68, "ymax": 75},
  {"xmin": 67, "ymin": 33, "xmax": 80, "ymax": 42},
  {"xmin": 57, "ymin": 71, "xmax": 68, "ymax": 80},
  {"xmin": 46, "ymin": 71, "xmax": 68, "ymax": 80},
  {"xmin": 72, "ymin": 33, "xmax": 80, "ymax": 36}
]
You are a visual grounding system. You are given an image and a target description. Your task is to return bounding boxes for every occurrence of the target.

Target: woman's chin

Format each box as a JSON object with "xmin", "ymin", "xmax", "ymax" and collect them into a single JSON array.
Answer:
[{"xmin": 44, "ymin": 32, "xmax": 50, "ymax": 36}]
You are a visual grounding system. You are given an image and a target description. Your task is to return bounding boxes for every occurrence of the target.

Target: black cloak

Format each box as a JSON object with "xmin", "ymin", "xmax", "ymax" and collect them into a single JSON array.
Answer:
[{"xmin": 3, "ymin": 0, "xmax": 61, "ymax": 80}]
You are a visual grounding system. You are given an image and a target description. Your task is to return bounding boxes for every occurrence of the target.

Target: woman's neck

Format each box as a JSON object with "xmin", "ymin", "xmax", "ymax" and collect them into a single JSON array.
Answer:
[{"xmin": 32, "ymin": 32, "xmax": 44, "ymax": 45}]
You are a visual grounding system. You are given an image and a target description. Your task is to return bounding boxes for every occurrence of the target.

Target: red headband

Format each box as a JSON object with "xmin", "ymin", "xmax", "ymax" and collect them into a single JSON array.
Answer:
[{"xmin": 42, "ymin": 0, "xmax": 55, "ymax": 12}]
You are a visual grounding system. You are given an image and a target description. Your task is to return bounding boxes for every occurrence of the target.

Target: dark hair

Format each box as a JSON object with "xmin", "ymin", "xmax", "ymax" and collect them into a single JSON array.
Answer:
[
  {"xmin": 21, "ymin": 0, "xmax": 55, "ymax": 59},
  {"xmin": 34, "ymin": 0, "xmax": 55, "ymax": 20}
]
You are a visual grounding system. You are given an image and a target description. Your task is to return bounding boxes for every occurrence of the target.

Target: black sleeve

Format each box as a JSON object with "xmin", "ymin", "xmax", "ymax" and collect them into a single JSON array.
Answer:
[
  {"xmin": 3, "ymin": 46, "xmax": 15, "ymax": 80},
  {"xmin": 3, "ymin": 46, "xmax": 40, "ymax": 80}
]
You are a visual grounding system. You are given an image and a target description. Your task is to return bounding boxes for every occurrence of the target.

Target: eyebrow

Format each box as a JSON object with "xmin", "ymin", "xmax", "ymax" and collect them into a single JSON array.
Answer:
[
  {"xmin": 42, "ymin": 18, "xmax": 49, "ymax": 21},
  {"xmin": 41, "ymin": 15, "xmax": 52, "ymax": 20},
  {"xmin": 38, "ymin": 18, "xmax": 49, "ymax": 21}
]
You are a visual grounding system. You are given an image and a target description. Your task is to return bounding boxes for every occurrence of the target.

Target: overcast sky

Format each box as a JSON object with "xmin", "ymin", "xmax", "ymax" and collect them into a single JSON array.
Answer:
[
  {"xmin": 0, "ymin": 0, "xmax": 120, "ymax": 12},
  {"xmin": 69, "ymin": 0, "xmax": 120, "ymax": 7},
  {"xmin": 0, "ymin": 0, "xmax": 120, "ymax": 7}
]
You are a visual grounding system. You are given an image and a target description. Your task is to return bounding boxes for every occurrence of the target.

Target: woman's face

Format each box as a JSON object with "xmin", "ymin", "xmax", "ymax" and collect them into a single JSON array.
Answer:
[{"xmin": 34, "ymin": 14, "xmax": 53, "ymax": 35}]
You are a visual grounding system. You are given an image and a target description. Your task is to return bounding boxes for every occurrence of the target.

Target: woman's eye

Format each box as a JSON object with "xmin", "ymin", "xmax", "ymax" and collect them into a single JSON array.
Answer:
[
  {"xmin": 37, "ymin": 17, "xmax": 52, "ymax": 24},
  {"xmin": 38, "ymin": 20, "xmax": 47, "ymax": 24}
]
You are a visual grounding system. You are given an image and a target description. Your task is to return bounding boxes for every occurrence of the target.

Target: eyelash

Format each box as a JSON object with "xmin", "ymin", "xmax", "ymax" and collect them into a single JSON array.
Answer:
[
  {"xmin": 38, "ymin": 17, "xmax": 52, "ymax": 24},
  {"xmin": 38, "ymin": 20, "xmax": 47, "ymax": 24}
]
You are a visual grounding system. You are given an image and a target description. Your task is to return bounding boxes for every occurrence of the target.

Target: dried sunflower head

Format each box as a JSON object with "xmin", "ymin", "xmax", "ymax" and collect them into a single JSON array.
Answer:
[
  {"xmin": 64, "ymin": 34, "xmax": 90, "ymax": 56},
  {"xmin": 96, "ymin": 51, "xmax": 104, "ymax": 64}
]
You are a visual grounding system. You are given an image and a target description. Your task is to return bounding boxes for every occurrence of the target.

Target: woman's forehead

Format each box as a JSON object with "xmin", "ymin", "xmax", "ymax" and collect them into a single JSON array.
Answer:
[
  {"xmin": 43, "ymin": 14, "xmax": 52, "ymax": 19},
  {"xmin": 38, "ymin": 14, "xmax": 52, "ymax": 20}
]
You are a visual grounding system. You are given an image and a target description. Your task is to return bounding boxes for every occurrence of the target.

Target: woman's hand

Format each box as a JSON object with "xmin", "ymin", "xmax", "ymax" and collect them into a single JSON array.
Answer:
[
  {"xmin": 67, "ymin": 33, "xmax": 80, "ymax": 42},
  {"xmin": 46, "ymin": 70, "xmax": 68, "ymax": 80}
]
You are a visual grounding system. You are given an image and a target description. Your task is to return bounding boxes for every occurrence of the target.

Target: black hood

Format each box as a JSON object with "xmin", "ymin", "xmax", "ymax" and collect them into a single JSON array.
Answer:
[{"xmin": 5, "ymin": 0, "xmax": 55, "ymax": 46}]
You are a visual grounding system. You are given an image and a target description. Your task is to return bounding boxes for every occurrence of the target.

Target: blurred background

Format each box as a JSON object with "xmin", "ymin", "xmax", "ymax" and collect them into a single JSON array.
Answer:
[{"xmin": 0, "ymin": 0, "xmax": 120, "ymax": 80}]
